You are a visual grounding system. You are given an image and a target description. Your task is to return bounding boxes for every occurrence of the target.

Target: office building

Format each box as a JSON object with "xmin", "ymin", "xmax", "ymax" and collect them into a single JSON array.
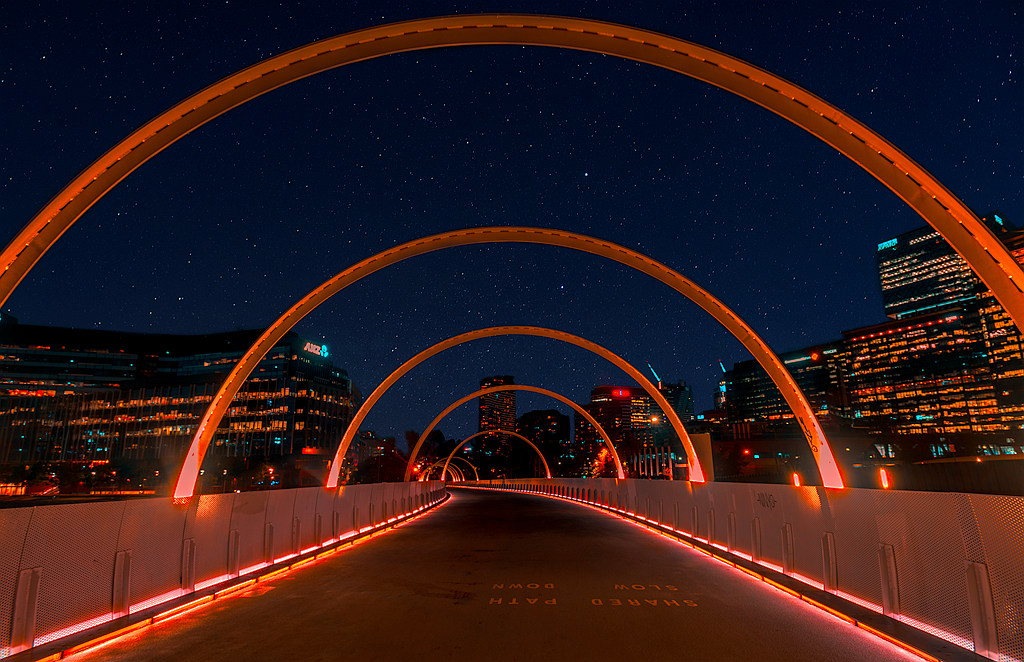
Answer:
[
  {"xmin": 478, "ymin": 375, "xmax": 516, "ymax": 435},
  {"xmin": 575, "ymin": 386, "xmax": 656, "ymax": 460},
  {"xmin": 876, "ymin": 213, "xmax": 1011, "ymax": 320},
  {"xmin": 724, "ymin": 343, "xmax": 845, "ymax": 425},
  {"xmin": 0, "ymin": 316, "xmax": 358, "ymax": 473}
]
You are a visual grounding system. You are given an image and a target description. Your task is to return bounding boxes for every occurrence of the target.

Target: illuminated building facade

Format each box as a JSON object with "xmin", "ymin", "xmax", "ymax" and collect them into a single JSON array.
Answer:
[
  {"xmin": 721, "ymin": 214, "xmax": 1024, "ymax": 458},
  {"xmin": 841, "ymin": 308, "xmax": 997, "ymax": 437},
  {"xmin": 724, "ymin": 344, "xmax": 845, "ymax": 425},
  {"xmin": 575, "ymin": 386, "xmax": 655, "ymax": 459},
  {"xmin": 968, "ymin": 229, "xmax": 1024, "ymax": 434},
  {"xmin": 476, "ymin": 375, "xmax": 516, "ymax": 472},
  {"xmin": 0, "ymin": 316, "xmax": 358, "ymax": 468},
  {"xmin": 876, "ymin": 213, "xmax": 1011, "ymax": 320},
  {"xmin": 478, "ymin": 375, "xmax": 516, "ymax": 435},
  {"xmin": 658, "ymin": 380, "xmax": 695, "ymax": 423}
]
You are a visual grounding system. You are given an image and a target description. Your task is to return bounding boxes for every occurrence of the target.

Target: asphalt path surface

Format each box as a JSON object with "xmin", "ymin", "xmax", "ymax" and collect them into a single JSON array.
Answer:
[{"xmin": 73, "ymin": 488, "xmax": 923, "ymax": 661}]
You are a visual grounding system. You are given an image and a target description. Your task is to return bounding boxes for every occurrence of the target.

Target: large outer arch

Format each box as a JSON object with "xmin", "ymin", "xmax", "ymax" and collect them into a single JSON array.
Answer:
[
  {"xmin": 405, "ymin": 384, "xmax": 624, "ymax": 481},
  {"xmin": 4, "ymin": 15, "xmax": 1022, "ymax": 338},
  {"xmin": 325, "ymin": 326, "xmax": 693, "ymax": 489},
  {"xmin": 443, "ymin": 430, "xmax": 552, "ymax": 480},
  {"xmin": 169, "ymin": 226, "xmax": 842, "ymax": 498}
]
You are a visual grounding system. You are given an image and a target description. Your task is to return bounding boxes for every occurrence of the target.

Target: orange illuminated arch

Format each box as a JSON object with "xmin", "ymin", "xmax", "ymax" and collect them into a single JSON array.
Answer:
[
  {"xmin": 6, "ymin": 15, "xmax": 1011, "ymax": 493},
  {"xmin": 170, "ymin": 227, "xmax": 842, "ymax": 498},
  {"xmin": 422, "ymin": 456, "xmax": 478, "ymax": 481},
  {"xmin": 327, "ymin": 326, "xmax": 690, "ymax": 489},
  {"xmin": 443, "ymin": 430, "xmax": 552, "ymax": 480},
  {"xmin": 405, "ymin": 384, "xmax": 623, "ymax": 481},
  {"xmin": 5, "ymin": 15, "xmax": 1021, "ymax": 342},
  {"xmin": 447, "ymin": 456, "xmax": 479, "ymax": 482}
]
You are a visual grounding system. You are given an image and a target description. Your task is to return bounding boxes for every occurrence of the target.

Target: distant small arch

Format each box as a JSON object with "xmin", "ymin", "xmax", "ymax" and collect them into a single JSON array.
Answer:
[
  {"xmin": 327, "ymin": 325, "xmax": 698, "ymax": 489},
  {"xmin": 443, "ymin": 430, "xmax": 552, "ymax": 480},
  {"xmin": 406, "ymin": 384, "xmax": 623, "ymax": 481}
]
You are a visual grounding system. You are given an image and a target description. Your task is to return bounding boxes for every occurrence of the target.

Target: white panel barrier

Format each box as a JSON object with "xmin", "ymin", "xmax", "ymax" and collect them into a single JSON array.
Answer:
[
  {"xmin": 467, "ymin": 478, "xmax": 1024, "ymax": 661},
  {"xmin": 0, "ymin": 481, "xmax": 445, "ymax": 657}
]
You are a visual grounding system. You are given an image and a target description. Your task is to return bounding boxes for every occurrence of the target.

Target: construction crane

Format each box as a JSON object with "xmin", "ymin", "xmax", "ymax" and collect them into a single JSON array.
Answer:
[{"xmin": 646, "ymin": 361, "xmax": 662, "ymax": 389}]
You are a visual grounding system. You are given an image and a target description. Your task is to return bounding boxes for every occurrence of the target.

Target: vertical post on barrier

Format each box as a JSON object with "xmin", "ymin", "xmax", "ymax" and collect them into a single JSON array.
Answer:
[
  {"xmin": 822, "ymin": 532, "xmax": 837, "ymax": 592},
  {"xmin": 181, "ymin": 539, "xmax": 196, "ymax": 592},
  {"xmin": 966, "ymin": 561, "xmax": 999, "ymax": 659},
  {"xmin": 727, "ymin": 512, "xmax": 737, "ymax": 552},
  {"xmin": 878, "ymin": 543, "xmax": 900, "ymax": 617},
  {"xmin": 751, "ymin": 518, "xmax": 762, "ymax": 563},
  {"xmin": 112, "ymin": 550, "xmax": 132, "ymax": 618},
  {"xmin": 264, "ymin": 524, "xmax": 275, "ymax": 564},
  {"xmin": 782, "ymin": 523, "xmax": 795, "ymax": 575},
  {"xmin": 10, "ymin": 567, "xmax": 41, "ymax": 654},
  {"xmin": 228, "ymin": 530, "xmax": 240, "ymax": 577}
]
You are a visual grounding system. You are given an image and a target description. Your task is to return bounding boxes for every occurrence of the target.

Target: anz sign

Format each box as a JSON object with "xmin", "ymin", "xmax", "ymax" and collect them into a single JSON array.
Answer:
[{"xmin": 303, "ymin": 342, "xmax": 329, "ymax": 358}]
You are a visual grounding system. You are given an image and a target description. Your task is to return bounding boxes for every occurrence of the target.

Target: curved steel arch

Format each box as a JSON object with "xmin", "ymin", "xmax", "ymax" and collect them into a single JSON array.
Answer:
[
  {"xmin": 447, "ymin": 456, "xmax": 479, "ymax": 482},
  {"xmin": 8, "ymin": 15, "xmax": 1011, "ymax": 494},
  {"xmin": 422, "ymin": 456, "xmax": 477, "ymax": 481},
  {"xmin": 171, "ymin": 227, "xmax": 836, "ymax": 498},
  {"xmin": 166, "ymin": 227, "xmax": 841, "ymax": 495},
  {"xmin": 326, "ymin": 326, "xmax": 693, "ymax": 489},
  {"xmin": 443, "ymin": 430, "xmax": 552, "ymax": 480},
  {"xmin": 5, "ymin": 14, "xmax": 1022, "ymax": 345},
  {"xmin": 405, "ymin": 384, "xmax": 623, "ymax": 481}
]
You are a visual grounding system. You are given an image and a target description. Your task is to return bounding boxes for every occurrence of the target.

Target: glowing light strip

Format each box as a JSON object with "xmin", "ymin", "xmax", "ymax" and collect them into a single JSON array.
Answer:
[
  {"xmin": 33, "ymin": 492, "xmax": 448, "ymax": 659},
  {"xmin": 462, "ymin": 484, "xmax": 946, "ymax": 661}
]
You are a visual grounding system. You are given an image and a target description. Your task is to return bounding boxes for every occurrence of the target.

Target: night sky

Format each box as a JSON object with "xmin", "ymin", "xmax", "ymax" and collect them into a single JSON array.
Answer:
[{"xmin": 2, "ymin": 2, "xmax": 1020, "ymax": 446}]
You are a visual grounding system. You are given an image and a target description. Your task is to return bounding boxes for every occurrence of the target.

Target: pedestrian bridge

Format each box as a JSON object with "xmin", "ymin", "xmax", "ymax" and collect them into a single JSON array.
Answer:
[{"xmin": 1, "ymin": 479, "xmax": 1019, "ymax": 661}]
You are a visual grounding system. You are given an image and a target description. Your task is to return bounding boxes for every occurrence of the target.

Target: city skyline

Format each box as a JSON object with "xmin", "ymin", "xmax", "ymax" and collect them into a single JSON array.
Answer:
[{"xmin": 2, "ymin": 2, "xmax": 1020, "ymax": 442}]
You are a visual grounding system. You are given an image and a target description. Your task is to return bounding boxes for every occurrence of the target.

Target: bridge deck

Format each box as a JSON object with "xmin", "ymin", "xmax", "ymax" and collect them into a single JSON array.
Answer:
[{"xmin": 74, "ymin": 488, "xmax": 923, "ymax": 661}]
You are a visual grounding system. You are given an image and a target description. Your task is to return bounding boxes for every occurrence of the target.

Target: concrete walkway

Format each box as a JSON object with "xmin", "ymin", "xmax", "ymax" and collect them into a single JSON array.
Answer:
[{"xmin": 74, "ymin": 488, "xmax": 924, "ymax": 661}]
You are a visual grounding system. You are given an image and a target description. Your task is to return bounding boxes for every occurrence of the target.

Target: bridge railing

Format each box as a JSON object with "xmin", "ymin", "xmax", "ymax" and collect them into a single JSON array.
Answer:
[
  {"xmin": 0, "ymin": 481, "xmax": 446, "ymax": 657},
  {"xmin": 467, "ymin": 478, "xmax": 1021, "ymax": 661}
]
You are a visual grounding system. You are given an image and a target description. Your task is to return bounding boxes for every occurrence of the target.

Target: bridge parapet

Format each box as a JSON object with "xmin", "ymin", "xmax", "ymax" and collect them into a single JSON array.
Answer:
[
  {"xmin": 466, "ymin": 478, "xmax": 1020, "ymax": 661},
  {"xmin": 0, "ymin": 481, "xmax": 445, "ymax": 657}
]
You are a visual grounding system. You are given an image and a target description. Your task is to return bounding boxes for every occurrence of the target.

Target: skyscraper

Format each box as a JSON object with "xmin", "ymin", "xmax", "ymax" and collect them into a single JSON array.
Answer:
[
  {"xmin": 478, "ymin": 375, "xmax": 516, "ymax": 434},
  {"xmin": 476, "ymin": 376, "xmax": 516, "ymax": 475},
  {"xmin": 876, "ymin": 213, "xmax": 1010, "ymax": 320},
  {"xmin": 658, "ymin": 380, "xmax": 695, "ymax": 423},
  {"xmin": 0, "ymin": 316, "xmax": 358, "ymax": 487},
  {"xmin": 575, "ymin": 386, "xmax": 655, "ymax": 458}
]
